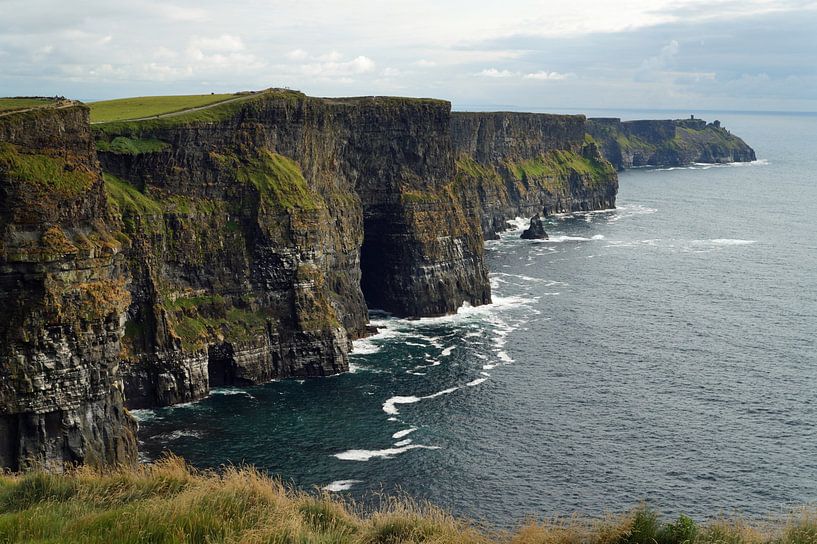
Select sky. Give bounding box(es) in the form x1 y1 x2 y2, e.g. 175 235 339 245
1 0 816 111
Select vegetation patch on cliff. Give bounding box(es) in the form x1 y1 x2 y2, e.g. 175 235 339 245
95 136 170 155
165 293 270 351
1 456 816 544
0 142 95 197
103 173 163 232
230 150 321 211
507 148 615 191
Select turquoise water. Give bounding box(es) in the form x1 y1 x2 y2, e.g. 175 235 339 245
134 112 817 526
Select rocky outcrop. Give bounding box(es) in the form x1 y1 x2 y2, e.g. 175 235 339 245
451 112 619 238
0 105 137 470
93 91 489 408
521 214 549 240
587 117 756 169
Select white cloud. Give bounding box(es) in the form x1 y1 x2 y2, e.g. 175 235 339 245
286 49 309 61
476 68 517 78
189 34 245 54
415 59 437 67
523 70 571 80
298 55 376 77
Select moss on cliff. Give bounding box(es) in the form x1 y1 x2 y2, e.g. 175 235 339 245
215 149 322 211
0 142 95 197
95 136 169 155
507 147 616 191
165 293 271 352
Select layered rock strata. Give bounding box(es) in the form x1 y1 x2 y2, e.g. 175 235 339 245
0 105 137 470
451 112 619 238
587 117 756 170
93 92 491 408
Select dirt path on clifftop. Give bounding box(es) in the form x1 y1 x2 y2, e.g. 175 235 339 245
89 93 260 124
0 101 78 118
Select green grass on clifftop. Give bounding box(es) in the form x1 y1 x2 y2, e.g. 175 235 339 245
1 457 816 544
0 97 55 113
88 93 238 123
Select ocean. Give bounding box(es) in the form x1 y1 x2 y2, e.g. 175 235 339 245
134 111 817 527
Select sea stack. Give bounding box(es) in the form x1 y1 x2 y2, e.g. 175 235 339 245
521 214 549 240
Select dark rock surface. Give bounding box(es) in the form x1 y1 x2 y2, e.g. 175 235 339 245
451 112 619 238
587 117 757 169
0 105 137 470
521 215 549 240
94 91 490 408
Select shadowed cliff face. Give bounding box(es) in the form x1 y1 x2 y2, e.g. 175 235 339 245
587 117 757 169
93 92 491 408
451 112 619 238
0 105 137 470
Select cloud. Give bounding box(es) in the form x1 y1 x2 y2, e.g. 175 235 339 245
477 68 572 80
296 55 376 78
476 68 517 78
286 49 309 61
523 70 571 80
0 0 815 110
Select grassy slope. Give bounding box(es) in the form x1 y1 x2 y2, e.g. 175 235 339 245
88 94 239 123
0 98 55 113
1 457 815 544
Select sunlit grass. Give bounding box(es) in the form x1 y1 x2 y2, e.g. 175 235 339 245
88 93 239 123
0 97 55 113
1 456 815 543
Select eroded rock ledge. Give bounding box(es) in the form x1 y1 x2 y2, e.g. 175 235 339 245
2 90 757 469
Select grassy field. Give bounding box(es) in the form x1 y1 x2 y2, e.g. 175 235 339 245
1 456 815 544
88 94 242 123
0 98 56 113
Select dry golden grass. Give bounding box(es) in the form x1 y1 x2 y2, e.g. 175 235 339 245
1 456 815 544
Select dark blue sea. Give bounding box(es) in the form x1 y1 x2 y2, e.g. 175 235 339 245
134 111 817 527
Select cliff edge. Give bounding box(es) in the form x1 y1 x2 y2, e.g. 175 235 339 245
588 117 756 169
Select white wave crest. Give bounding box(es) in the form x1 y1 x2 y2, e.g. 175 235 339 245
150 430 202 441
392 427 418 439
323 479 363 492
333 444 440 461
129 409 158 422
382 386 460 415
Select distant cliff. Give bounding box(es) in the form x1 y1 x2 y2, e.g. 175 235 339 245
452 112 618 238
1 90 632 469
587 117 756 169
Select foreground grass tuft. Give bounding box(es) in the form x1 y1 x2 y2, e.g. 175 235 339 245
0 457 815 544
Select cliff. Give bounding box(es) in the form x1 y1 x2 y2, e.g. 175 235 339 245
0 104 137 470
587 117 756 169
1 91 626 469
92 91 490 409
452 112 618 238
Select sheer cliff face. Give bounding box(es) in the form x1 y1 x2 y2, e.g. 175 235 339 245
0 106 137 470
451 112 619 238
94 92 489 408
587 117 757 169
